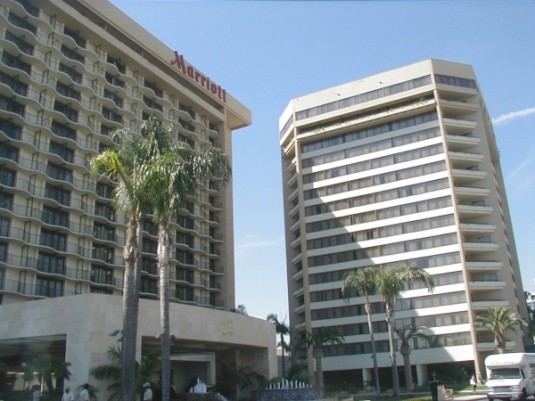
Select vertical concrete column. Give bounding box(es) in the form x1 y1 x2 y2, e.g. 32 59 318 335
416 364 428 386
362 368 371 390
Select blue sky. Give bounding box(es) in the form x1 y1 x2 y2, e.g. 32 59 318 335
111 0 535 320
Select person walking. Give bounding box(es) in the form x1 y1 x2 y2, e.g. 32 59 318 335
61 386 74 401
143 382 153 401
80 383 90 401
470 374 477 392
429 372 439 401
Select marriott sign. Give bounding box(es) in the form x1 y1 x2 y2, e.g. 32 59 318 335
170 51 227 103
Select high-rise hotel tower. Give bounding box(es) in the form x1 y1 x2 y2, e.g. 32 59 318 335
0 0 275 394
279 59 530 388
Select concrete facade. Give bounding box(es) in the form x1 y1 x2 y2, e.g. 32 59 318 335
279 59 531 388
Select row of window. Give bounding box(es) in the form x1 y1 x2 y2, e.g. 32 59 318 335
312 272 463 303
304 161 446 200
296 76 433 127
301 111 438 155
308 252 461 285
321 332 473 358
308 233 458 267
302 126 440 172
303 143 444 184
305 182 451 232
311 291 467 321
307 214 455 250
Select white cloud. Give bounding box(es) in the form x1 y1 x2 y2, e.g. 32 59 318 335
235 235 285 257
492 107 535 125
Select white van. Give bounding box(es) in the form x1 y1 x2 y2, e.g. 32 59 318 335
485 353 535 401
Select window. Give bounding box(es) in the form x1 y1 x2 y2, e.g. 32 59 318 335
0 217 10 237
54 101 78 122
40 229 67 251
0 192 13 210
58 63 82 84
37 252 66 275
47 162 73 183
36 277 64 297
51 120 76 140
92 245 114 263
45 184 71 206
49 141 74 163
141 277 157 294
0 142 19 162
60 45 85 64
91 265 113 285
56 82 81 101
0 242 7 262
96 182 114 199
0 166 16 187
93 223 115 241
1 51 31 75
42 206 69 228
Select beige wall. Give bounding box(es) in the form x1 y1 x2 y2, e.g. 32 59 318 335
0 294 277 399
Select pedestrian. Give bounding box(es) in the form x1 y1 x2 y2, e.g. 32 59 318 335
80 383 90 401
470 374 477 392
31 385 41 401
429 372 439 401
143 382 153 401
61 386 74 401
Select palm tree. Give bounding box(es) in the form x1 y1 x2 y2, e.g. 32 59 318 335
394 324 428 391
302 326 344 398
266 314 290 378
91 128 154 401
342 267 381 395
142 117 231 401
92 345 159 401
23 354 71 394
475 306 527 353
374 265 434 397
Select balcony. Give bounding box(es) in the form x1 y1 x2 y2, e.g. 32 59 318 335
448 151 484 168
463 240 499 253
471 300 509 310
457 204 493 217
465 261 503 272
467 280 506 291
451 168 486 184
442 117 477 135
460 223 496 234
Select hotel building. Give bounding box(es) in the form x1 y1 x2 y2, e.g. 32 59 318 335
279 59 531 388
0 0 276 396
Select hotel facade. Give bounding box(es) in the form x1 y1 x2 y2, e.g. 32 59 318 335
0 0 276 397
279 59 531 388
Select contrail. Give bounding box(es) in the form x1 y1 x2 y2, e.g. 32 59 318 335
493 107 535 125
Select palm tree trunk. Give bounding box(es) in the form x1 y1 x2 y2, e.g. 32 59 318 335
159 221 171 401
402 353 413 391
365 298 381 395
280 334 286 378
314 354 324 399
122 215 142 401
386 304 400 397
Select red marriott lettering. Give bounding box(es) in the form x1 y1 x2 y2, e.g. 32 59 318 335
170 51 227 103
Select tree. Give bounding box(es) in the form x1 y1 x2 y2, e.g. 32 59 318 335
232 304 248 315
374 265 434 397
475 306 527 353
394 324 428 391
301 326 344 398
266 314 290 378
91 128 154 401
92 345 159 401
342 267 381 395
143 117 231 401
23 354 71 395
